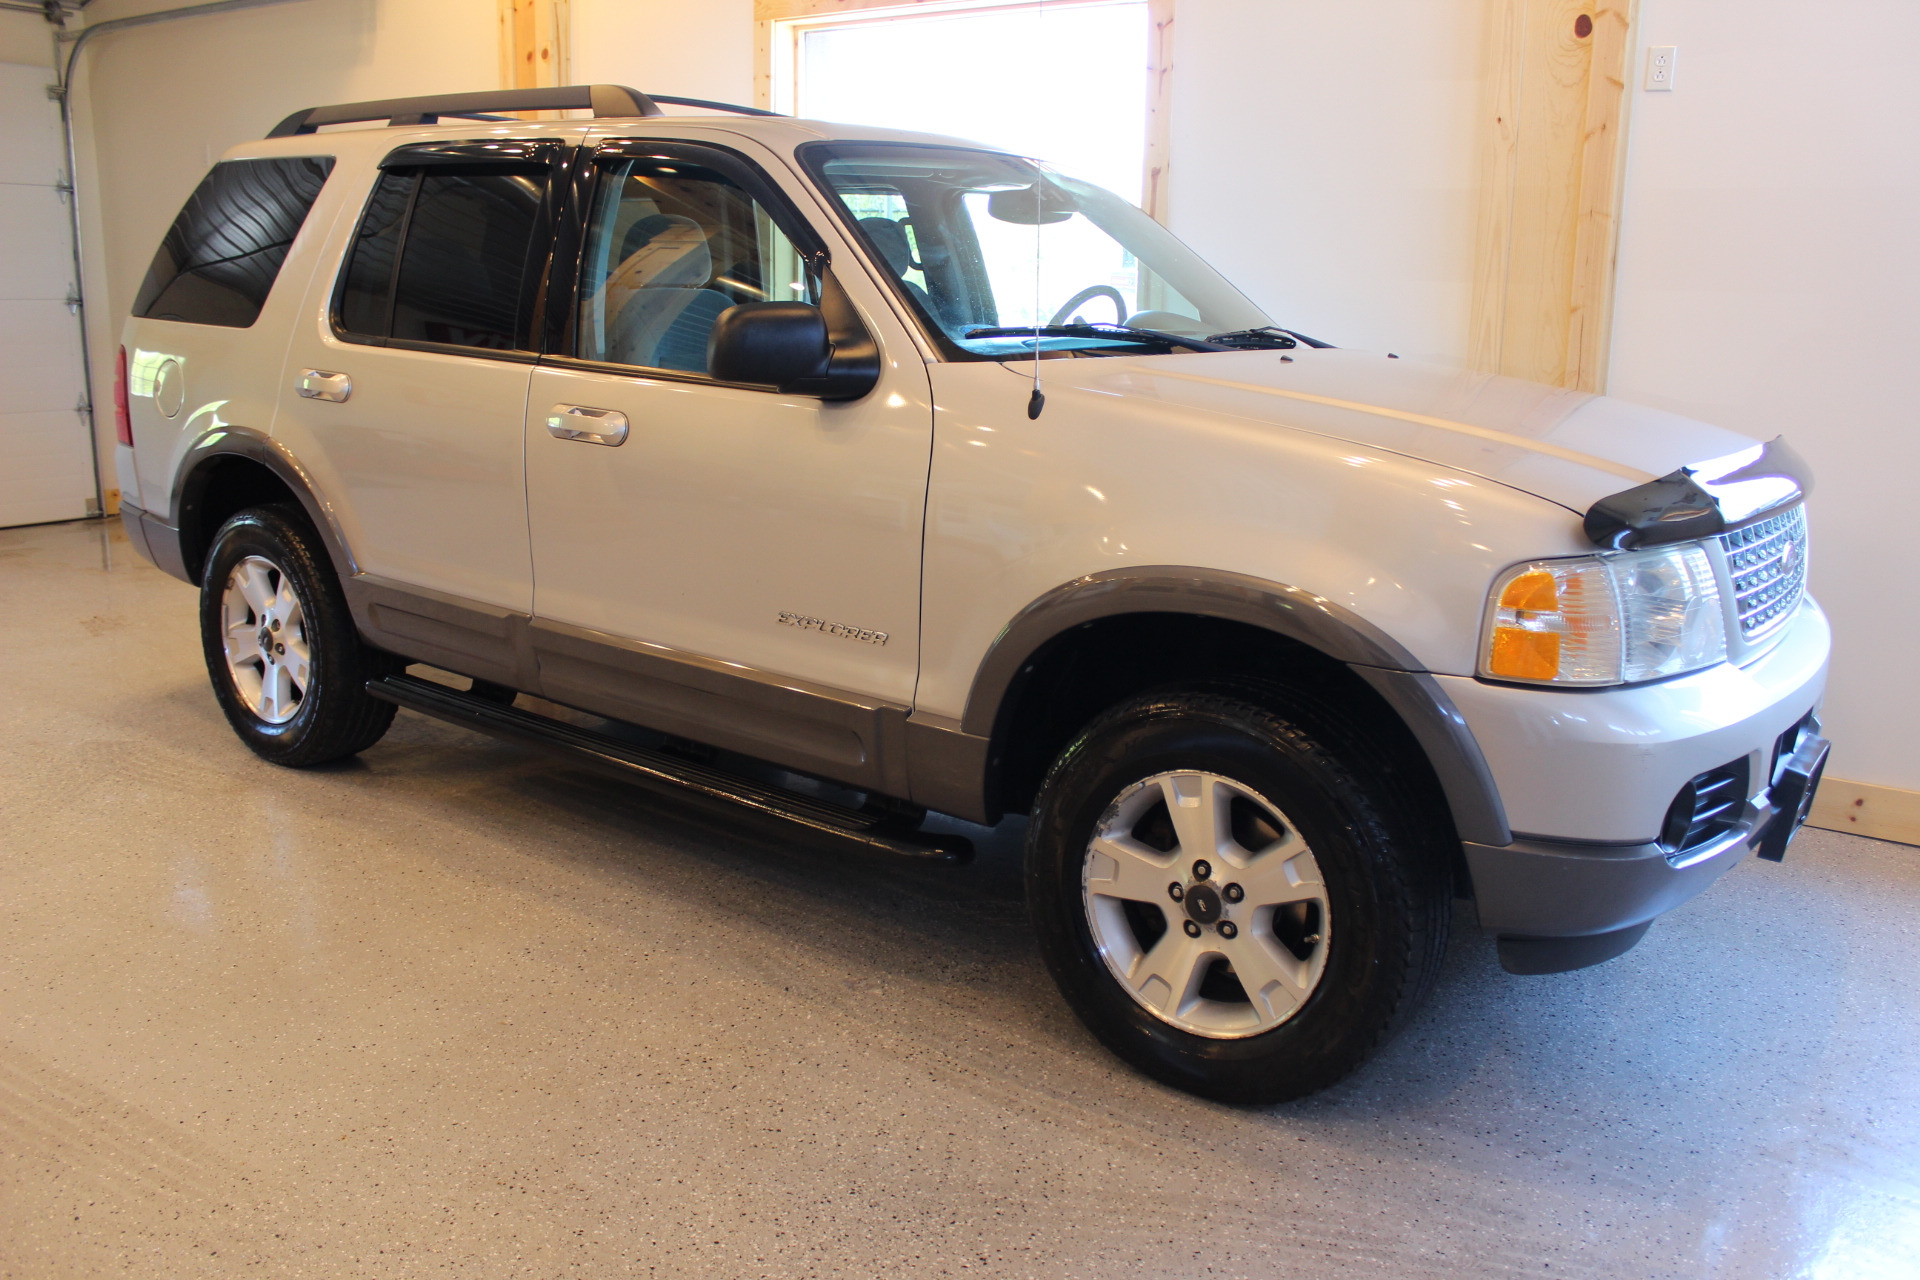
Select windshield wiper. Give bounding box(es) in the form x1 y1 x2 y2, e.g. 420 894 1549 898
963 323 1231 354
1205 325 1334 350
1204 326 1302 349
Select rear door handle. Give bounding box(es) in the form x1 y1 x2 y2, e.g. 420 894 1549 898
296 369 352 402
545 403 629 446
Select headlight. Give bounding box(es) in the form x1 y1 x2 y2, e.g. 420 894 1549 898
1480 543 1726 686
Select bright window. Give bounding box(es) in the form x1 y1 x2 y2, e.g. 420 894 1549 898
782 1 1148 203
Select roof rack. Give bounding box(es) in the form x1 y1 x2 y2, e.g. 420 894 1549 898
649 96 782 118
267 85 780 139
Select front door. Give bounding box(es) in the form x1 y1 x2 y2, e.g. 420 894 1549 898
524 139 932 780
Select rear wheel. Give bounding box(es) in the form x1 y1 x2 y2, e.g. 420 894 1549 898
199 506 397 766
1026 688 1448 1103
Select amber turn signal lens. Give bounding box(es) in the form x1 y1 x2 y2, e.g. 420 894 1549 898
1485 569 1563 679
1498 570 1557 613
1488 627 1560 680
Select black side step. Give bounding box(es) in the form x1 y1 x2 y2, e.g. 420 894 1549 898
366 674 970 863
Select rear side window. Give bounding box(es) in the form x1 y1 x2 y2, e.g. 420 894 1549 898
133 157 334 327
334 166 545 352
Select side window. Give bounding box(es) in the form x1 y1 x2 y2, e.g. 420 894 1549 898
134 157 334 328
335 165 545 352
576 155 808 374
336 172 410 338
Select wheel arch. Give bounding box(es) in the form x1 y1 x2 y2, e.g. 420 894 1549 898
939 568 1510 847
168 427 358 587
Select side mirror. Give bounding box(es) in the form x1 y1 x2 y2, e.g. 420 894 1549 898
708 302 829 390
706 265 880 401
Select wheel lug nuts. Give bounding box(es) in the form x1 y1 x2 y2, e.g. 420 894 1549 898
1182 920 1202 938
1192 860 1212 881
1168 883 1184 902
1223 883 1244 903
270 619 281 631
275 643 285 654
1218 920 1238 939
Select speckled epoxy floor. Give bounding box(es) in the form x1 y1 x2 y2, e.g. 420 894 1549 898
2 516 1917 1280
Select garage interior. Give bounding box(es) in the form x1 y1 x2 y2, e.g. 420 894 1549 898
3 1 1917 1276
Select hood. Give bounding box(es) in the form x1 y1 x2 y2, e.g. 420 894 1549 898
1044 347 1763 515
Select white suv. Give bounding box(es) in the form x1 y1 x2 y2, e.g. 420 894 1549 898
114 86 1830 1102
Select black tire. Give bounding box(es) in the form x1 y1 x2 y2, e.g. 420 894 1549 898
1026 687 1449 1103
199 505 398 766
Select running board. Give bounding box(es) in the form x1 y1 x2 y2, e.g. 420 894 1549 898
366 674 971 863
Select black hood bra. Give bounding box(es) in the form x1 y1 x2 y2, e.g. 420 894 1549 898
1583 435 1812 550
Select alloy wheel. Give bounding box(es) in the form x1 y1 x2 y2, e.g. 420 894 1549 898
1082 770 1331 1038
219 554 311 725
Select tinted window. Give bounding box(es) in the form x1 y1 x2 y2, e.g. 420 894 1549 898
335 172 410 338
576 155 808 373
134 157 334 327
335 166 544 351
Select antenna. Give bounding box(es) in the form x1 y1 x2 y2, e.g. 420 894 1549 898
1027 0 1047 420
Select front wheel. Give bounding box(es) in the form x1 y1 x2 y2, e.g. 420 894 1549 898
1026 689 1449 1103
199 506 397 766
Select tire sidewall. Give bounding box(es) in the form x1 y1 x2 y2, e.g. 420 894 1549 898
199 508 350 763
1028 694 1420 1102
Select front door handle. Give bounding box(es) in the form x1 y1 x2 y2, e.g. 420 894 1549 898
296 369 352 403
545 403 629 446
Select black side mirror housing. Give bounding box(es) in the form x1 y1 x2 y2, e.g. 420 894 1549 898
706 266 880 401
708 302 829 389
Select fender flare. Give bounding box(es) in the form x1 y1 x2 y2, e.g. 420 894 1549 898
952 567 1511 846
162 426 359 586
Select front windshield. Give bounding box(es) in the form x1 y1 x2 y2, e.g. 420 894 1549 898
802 142 1275 359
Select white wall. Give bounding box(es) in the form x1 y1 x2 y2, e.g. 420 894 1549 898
571 0 753 104
0 9 51 66
1608 0 1920 791
1166 0 1489 361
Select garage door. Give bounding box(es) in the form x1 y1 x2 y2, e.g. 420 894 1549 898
0 61 93 528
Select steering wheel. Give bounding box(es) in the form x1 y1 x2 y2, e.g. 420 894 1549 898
1048 284 1128 327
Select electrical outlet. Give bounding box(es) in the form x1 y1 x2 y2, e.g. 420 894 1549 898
1645 45 1677 91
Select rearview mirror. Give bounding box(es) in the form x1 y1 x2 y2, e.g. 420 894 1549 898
987 184 1077 225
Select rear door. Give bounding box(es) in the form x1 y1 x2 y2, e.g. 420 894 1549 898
274 140 566 679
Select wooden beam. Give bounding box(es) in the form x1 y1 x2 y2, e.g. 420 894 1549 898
1810 777 1920 849
1142 0 1173 224
500 0 570 93
1470 0 1636 392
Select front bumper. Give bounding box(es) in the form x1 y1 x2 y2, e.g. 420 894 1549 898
1443 600 1831 973
1467 722 1826 974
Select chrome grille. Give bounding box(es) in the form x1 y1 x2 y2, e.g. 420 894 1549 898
1720 505 1807 641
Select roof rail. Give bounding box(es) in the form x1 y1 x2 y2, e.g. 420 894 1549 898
647 95 782 118
267 85 662 138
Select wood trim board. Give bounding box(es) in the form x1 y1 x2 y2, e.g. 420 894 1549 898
499 0 570 93
1469 0 1636 392
1809 776 1920 849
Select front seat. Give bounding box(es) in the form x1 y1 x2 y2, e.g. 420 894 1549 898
858 216 960 330
603 214 734 372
